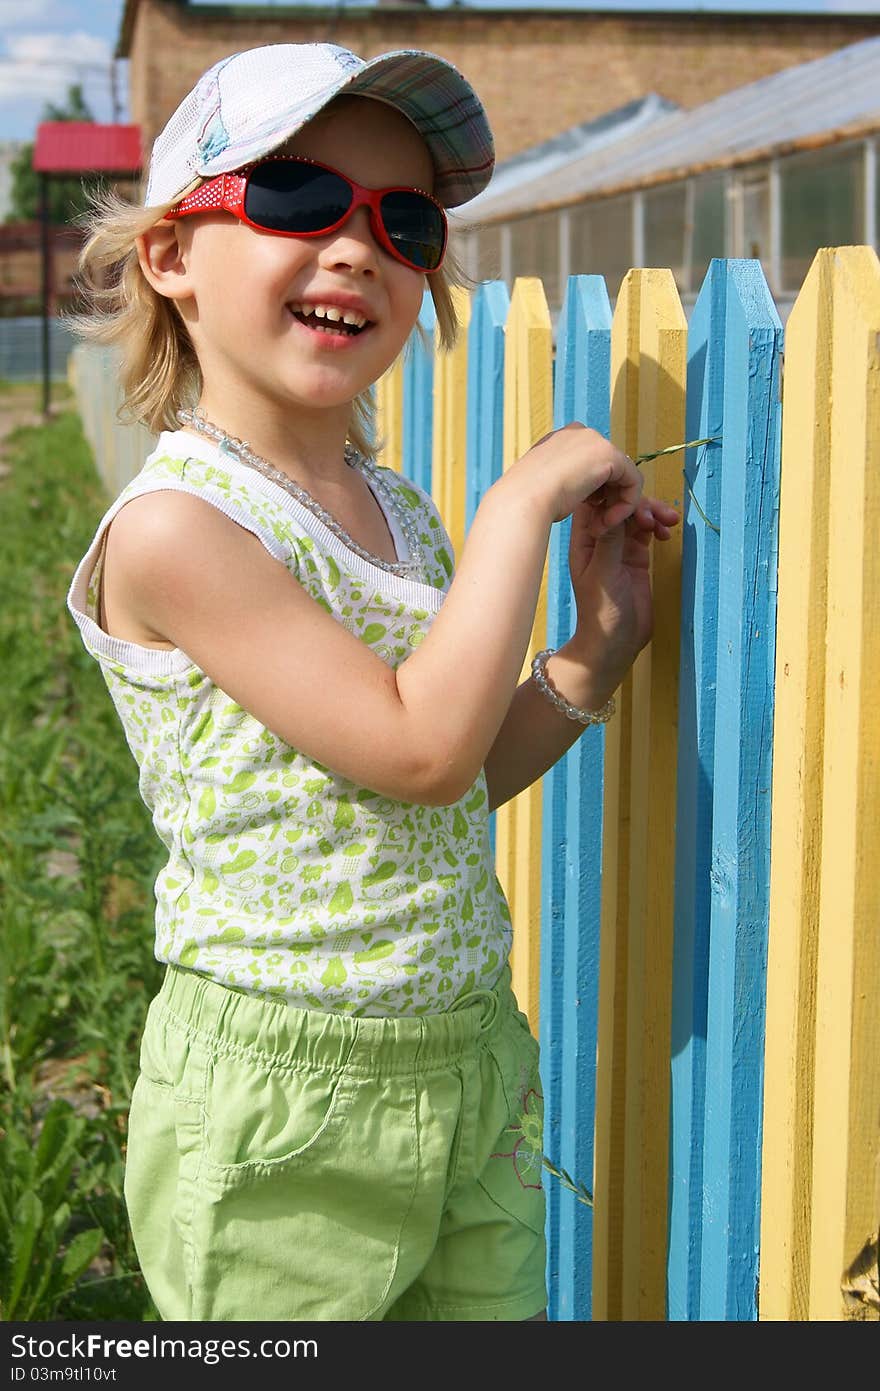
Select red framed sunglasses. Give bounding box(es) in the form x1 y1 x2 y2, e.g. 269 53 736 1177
168 156 448 273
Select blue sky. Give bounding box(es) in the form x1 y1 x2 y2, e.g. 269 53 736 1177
0 0 876 142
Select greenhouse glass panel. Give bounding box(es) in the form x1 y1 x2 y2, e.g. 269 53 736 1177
691 175 726 294
570 195 633 300
643 182 687 289
508 211 561 308
740 169 769 263
472 223 503 285
781 143 864 292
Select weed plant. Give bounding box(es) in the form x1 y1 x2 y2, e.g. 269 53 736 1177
0 393 163 1320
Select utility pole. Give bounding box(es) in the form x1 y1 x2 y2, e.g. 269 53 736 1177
39 173 51 420
110 60 121 123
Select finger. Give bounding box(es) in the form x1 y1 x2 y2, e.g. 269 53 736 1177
632 517 673 543
598 497 638 531
607 451 644 508
590 520 628 562
634 499 681 528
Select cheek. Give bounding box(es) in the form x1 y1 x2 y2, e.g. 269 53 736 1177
191 231 305 315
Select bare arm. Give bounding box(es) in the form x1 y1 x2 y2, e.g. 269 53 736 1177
482 642 615 813
482 493 681 812
109 425 641 807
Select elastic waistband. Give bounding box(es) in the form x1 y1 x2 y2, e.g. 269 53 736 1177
156 964 516 1076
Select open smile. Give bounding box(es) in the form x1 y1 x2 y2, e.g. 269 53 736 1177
288 301 375 340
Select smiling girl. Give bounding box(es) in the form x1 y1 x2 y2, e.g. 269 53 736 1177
67 42 678 1322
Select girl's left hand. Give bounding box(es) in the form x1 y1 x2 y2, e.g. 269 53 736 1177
566 493 681 690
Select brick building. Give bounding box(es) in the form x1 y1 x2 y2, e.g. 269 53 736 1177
119 2 880 170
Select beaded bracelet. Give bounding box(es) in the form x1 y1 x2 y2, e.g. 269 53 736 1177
531 648 617 726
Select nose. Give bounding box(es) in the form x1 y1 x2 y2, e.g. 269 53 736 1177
317 205 380 276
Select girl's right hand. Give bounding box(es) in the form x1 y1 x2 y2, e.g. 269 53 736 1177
505 422 643 532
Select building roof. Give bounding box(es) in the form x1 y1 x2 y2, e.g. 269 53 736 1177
450 93 677 230
459 34 880 224
33 123 142 175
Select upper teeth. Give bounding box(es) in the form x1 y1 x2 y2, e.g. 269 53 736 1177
296 303 367 328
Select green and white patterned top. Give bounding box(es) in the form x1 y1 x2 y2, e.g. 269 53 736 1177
67 431 512 1016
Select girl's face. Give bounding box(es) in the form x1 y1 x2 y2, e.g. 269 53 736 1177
167 97 434 428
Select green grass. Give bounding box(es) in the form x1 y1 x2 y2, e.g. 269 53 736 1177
0 397 164 1320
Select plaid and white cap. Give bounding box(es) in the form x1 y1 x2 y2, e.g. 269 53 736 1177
145 42 495 210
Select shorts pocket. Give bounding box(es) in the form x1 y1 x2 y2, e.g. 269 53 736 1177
201 1044 351 1177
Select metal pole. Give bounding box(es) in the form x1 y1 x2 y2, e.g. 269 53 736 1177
40 172 51 420
110 60 121 123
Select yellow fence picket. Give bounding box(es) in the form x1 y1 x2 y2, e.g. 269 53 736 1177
495 277 553 1031
431 286 471 565
809 247 880 1321
760 251 832 1321
762 248 880 1324
375 356 404 473
593 269 687 1321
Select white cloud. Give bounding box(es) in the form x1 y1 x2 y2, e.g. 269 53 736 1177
0 30 112 109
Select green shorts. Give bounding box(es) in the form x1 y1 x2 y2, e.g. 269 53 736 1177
124 962 547 1321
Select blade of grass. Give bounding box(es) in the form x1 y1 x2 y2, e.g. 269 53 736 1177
634 435 721 535
633 435 720 465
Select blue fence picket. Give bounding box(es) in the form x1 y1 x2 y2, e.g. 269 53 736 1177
697 261 783 1320
465 280 509 533
465 280 509 862
541 275 612 1322
402 290 437 495
667 261 725 1320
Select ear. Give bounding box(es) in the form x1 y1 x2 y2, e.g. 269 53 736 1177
137 221 194 302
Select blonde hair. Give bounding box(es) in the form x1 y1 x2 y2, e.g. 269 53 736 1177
73 185 468 458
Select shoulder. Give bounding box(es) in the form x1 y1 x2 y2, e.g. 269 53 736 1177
106 488 270 582
111 434 299 570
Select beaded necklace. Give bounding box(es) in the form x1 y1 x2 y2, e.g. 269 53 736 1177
176 409 426 582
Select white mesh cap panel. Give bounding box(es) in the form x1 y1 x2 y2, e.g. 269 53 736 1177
144 42 494 210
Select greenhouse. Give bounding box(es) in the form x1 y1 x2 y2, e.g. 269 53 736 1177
452 35 880 320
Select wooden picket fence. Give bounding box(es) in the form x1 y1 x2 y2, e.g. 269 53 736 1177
71 249 879 1322
375 249 880 1323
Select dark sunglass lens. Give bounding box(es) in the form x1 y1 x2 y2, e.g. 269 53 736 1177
244 162 351 233
380 192 446 270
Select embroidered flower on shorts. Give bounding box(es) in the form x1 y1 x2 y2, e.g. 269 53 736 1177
492 1085 544 1190
493 1075 595 1208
